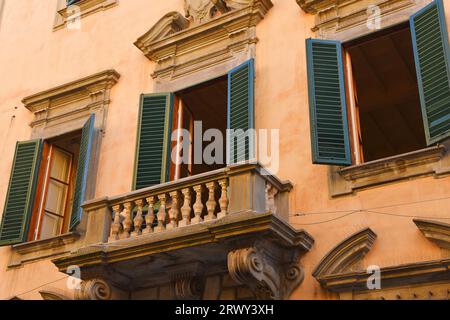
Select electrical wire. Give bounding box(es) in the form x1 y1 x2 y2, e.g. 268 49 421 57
290 195 450 217
290 208 450 226
14 275 69 298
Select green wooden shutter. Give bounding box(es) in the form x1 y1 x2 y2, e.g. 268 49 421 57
69 114 95 230
306 39 352 166
227 59 255 164
133 93 174 190
410 0 450 145
0 140 42 246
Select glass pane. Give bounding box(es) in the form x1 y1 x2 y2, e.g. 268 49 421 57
45 180 68 216
40 213 62 240
50 148 71 183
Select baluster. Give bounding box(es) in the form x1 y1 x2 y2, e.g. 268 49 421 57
131 199 145 237
110 204 122 241
121 202 133 239
167 191 180 230
265 183 278 214
218 179 229 219
179 188 192 227
192 185 204 224
155 194 167 232
205 182 217 221
143 196 155 234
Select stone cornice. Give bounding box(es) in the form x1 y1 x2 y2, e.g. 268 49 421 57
135 0 272 59
296 0 333 14
414 219 450 250
52 211 314 273
317 258 450 293
296 0 429 42
54 0 118 31
22 69 120 113
134 0 272 87
313 228 377 278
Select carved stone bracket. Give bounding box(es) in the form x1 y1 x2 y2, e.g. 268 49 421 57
169 262 206 300
227 240 305 300
75 279 113 300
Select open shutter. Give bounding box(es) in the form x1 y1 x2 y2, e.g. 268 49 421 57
410 0 450 145
69 114 95 230
0 140 42 246
133 93 174 190
227 59 255 164
306 39 352 166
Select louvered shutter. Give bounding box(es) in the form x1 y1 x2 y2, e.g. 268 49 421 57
133 93 174 190
0 140 42 246
410 0 450 145
69 114 95 230
227 59 255 164
306 39 352 165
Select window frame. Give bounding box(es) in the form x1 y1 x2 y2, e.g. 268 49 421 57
341 22 427 166
33 144 75 241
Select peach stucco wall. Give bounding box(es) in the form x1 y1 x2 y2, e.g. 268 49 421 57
0 0 449 300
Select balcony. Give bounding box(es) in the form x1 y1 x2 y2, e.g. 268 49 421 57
52 163 314 300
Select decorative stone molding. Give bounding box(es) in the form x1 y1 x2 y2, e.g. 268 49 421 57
134 0 273 92
9 232 79 268
39 290 71 300
329 145 450 197
22 69 120 139
53 211 314 299
168 262 206 300
75 279 112 300
54 0 118 31
313 228 377 278
317 258 450 294
414 219 450 250
228 239 306 300
296 0 433 42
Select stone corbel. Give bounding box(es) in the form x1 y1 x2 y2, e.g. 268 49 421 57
173 276 205 300
169 262 206 300
75 279 113 300
227 241 305 300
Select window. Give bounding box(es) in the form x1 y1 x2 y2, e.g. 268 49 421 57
306 0 450 167
28 132 81 241
133 60 254 190
171 76 228 180
344 23 427 163
0 116 95 246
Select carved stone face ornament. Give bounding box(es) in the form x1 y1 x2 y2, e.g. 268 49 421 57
184 0 217 24
184 0 252 25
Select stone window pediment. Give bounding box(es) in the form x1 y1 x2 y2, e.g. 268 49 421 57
297 0 433 41
22 69 120 139
134 0 273 91
54 0 118 31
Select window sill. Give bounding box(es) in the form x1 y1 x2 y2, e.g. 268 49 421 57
54 0 118 31
329 145 450 197
9 232 80 268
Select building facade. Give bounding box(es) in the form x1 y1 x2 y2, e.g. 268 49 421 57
0 0 449 300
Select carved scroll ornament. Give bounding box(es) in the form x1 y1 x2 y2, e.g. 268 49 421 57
228 246 305 300
75 279 112 300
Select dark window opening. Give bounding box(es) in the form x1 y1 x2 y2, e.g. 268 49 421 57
171 76 228 180
346 24 427 163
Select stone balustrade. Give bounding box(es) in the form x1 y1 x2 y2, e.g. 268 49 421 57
108 177 229 241
79 163 293 245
